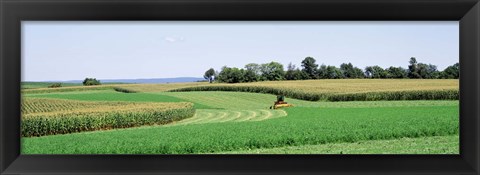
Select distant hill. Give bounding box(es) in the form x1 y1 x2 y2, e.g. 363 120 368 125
52 77 205 84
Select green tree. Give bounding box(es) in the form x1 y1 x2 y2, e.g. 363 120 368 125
285 62 298 80
217 66 244 83
340 63 364 78
440 63 459 79
295 68 309 80
83 78 101 86
260 62 285 81
417 63 439 79
245 63 262 75
244 63 261 82
408 57 421 78
385 66 407 78
365 66 373 78
429 64 441 79
365 66 387 78
203 68 216 83
353 67 365 78
243 69 258 82
301 57 319 79
317 64 327 79
324 65 344 79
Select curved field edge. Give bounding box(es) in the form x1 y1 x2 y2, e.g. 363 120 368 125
21 104 459 154
23 90 217 109
168 85 458 101
22 98 196 137
168 109 288 125
22 85 140 94
216 135 459 154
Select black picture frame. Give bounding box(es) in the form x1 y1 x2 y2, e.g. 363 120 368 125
1 0 479 174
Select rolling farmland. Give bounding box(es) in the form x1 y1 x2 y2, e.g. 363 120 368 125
21 79 459 154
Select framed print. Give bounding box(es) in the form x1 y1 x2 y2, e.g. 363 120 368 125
1 0 479 174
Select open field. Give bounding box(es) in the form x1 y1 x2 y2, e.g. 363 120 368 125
22 80 459 154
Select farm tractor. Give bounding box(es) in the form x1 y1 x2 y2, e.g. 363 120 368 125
270 95 293 109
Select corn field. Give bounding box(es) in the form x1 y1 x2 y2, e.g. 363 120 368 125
169 85 458 101
22 98 195 137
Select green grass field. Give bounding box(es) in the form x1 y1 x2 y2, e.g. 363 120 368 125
21 79 459 154
218 135 458 154
22 82 82 89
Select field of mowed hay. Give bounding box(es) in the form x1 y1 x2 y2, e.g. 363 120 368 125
21 79 459 154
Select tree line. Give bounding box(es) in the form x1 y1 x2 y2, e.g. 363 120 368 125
203 57 459 83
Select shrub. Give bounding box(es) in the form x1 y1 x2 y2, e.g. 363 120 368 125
48 83 62 88
113 87 138 93
83 78 101 86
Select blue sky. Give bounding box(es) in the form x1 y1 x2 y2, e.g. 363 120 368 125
22 21 458 81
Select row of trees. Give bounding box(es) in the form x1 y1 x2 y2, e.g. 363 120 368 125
203 57 459 83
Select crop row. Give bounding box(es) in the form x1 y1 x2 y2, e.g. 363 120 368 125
22 98 165 114
327 90 459 101
168 85 459 101
22 98 104 114
22 98 195 137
